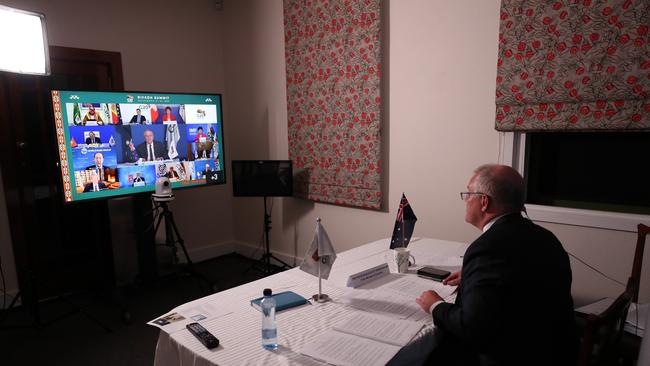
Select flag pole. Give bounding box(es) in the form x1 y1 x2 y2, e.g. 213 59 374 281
312 217 330 303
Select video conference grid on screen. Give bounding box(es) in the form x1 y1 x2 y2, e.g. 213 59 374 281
51 90 225 202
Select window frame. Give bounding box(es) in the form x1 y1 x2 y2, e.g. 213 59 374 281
500 132 649 233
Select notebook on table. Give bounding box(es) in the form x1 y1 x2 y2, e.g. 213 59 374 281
250 291 309 312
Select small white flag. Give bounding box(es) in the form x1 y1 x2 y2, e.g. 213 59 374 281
300 219 337 280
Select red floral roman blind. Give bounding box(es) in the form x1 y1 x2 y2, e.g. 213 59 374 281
495 0 650 131
284 0 382 209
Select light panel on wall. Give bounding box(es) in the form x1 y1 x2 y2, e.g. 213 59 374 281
0 4 50 75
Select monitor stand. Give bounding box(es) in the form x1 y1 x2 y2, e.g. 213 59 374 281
245 197 292 275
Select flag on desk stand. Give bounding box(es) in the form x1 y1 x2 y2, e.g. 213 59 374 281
300 218 337 303
390 193 417 249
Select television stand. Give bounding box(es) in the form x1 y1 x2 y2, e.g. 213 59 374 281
245 197 292 275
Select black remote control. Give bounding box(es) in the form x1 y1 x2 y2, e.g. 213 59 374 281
186 322 219 349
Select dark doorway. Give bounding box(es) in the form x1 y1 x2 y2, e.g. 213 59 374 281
0 46 124 322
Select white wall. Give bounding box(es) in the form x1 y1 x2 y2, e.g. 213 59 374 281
222 0 650 305
0 0 233 295
1 0 648 306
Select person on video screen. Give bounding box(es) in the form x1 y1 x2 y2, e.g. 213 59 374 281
82 105 104 125
85 132 101 145
85 152 109 181
165 166 180 179
133 171 146 183
129 108 147 124
194 127 207 143
162 106 176 123
136 129 169 161
202 163 213 179
83 171 107 192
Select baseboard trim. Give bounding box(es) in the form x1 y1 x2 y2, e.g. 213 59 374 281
177 240 299 268
233 241 299 268
180 241 236 263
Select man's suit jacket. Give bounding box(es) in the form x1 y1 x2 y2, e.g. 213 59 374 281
136 141 169 161
85 137 101 144
431 214 577 366
129 115 147 124
83 182 107 192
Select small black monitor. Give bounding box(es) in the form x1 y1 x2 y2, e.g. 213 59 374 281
232 160 293 197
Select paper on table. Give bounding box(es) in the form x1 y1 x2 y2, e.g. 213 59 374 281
147 303 235 334
333 312 423 347
301 329 401 366
338 289 422 320
384 275 457 300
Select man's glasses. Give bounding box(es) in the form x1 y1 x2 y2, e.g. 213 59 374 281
460 192 487 201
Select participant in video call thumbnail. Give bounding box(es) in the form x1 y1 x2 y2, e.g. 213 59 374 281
83 171 107 192
117 164 156 188
187 124 218 160
136 129 169 161
129 108 147 124
165 166 180 179
133 172 146 184
151 104 184 124
85 131 101 144
156 162 186 181
85 152 111 182
82 104 104 125
195 159 217 180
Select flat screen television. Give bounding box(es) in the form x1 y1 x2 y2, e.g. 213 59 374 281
50 90 225 202
232 160 293 197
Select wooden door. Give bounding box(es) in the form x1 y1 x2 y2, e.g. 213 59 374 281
0 46 124 309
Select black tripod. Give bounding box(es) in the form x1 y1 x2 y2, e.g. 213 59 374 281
151 198 215 291
246 197 292 274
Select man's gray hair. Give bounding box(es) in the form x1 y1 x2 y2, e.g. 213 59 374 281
473 164 525 212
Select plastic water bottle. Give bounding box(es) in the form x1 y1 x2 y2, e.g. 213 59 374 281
261 288 278 350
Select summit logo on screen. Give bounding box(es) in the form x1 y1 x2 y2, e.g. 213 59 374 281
205 98 213 102
126 95 134 102
69 95 79 100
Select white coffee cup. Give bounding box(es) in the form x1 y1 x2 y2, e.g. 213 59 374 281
392 247 415 274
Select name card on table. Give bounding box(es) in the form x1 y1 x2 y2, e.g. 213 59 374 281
346 263 390 288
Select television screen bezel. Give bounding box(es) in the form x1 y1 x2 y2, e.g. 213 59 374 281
231 160 293 197
50 89 226 203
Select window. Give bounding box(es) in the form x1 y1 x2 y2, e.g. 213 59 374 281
502 132 650 232
525 132 650 216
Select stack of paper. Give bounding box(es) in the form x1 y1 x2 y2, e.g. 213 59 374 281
300 313 423 366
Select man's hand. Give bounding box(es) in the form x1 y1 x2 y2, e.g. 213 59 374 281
416 290 443 312
443 271 461 286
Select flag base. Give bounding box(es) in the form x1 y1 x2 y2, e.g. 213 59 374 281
311 294 330 303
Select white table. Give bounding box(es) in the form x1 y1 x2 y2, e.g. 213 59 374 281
153 237 468 366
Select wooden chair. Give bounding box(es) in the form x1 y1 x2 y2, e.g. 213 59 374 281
577 290 633 366
576 223 649 365
628 224 649 303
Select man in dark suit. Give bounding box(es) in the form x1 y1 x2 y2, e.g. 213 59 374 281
83 171 107 192
165 166 180 179
85 131 101 144
129 108 147 124
416 165 577 366
136 129 168 161
85 152 109 181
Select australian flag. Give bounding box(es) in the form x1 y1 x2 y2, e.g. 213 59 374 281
390 193 417 249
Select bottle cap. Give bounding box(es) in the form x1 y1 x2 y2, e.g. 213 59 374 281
263 288 272 296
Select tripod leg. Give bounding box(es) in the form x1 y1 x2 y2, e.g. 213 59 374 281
166 212 192 265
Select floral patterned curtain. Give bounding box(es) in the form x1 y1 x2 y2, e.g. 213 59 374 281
284 0 382 209
495 0 650 131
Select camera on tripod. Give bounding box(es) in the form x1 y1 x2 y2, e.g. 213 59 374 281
152 177 174 202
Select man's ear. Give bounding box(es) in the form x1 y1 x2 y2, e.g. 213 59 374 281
480 194 489 212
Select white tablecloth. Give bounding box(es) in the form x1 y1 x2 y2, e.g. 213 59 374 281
153 237 468 366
